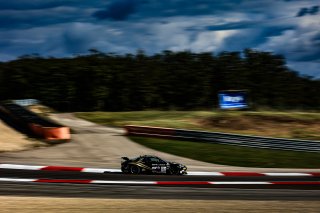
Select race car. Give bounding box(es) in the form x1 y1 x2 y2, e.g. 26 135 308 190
121 155 187 175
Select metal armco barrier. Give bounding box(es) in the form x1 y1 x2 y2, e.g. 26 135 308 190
124 125 320 153
124 125 175 136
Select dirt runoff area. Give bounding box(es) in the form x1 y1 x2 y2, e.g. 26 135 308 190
0 120 44 152
0 196 319 213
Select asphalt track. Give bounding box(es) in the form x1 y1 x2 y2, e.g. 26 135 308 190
1 182 320 200
1 169 320 183
0 168 320 200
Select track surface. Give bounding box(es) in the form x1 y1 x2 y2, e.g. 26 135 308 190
1 113 319 201
0 168 319 200
1 169 320 183
1 182 320 200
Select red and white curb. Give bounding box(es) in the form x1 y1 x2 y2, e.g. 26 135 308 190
187 172 320 176
0 164 120 173
0 178 319 185
1 164 319 177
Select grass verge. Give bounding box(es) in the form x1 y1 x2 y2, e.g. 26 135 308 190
75 110 320 140
129 136 320 168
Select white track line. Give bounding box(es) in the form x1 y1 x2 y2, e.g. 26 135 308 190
91 180 156 184
0 164 44 170
263 173 312 176
187 172 224 176
209 181 271 185
0 178 319 185
82 168 121 173
0 178 37 182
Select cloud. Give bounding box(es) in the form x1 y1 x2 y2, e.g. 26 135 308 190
0 6 95 29
0 0 103 10
93 0 140 21
62 22 143 54
190 30 239 52
0 0 74 10
288 61 320 79
296 5 319 17
0 0 319 78
0 24 66 57
257 15 320 62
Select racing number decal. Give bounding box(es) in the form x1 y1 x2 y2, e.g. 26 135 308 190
160 166 166 173
152 164 167 173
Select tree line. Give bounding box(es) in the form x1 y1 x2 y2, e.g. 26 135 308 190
0 49 319 111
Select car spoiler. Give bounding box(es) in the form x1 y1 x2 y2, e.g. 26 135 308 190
121 157 129 161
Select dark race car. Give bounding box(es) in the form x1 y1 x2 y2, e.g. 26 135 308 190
121 155 187 175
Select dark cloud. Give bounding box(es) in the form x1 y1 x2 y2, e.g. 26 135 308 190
205 18 295 52
206 21 294 32
92 0 252 21
291 32 320 62
310 5 320 14
221 26 294 53
0 0 103 10
206 21 255 31
296 5 319 17
0 0 319 78
0 7 90 29
0 0 73 10
297 8 309 17
93 0 140 21
63 24 96 53
0 1 100 29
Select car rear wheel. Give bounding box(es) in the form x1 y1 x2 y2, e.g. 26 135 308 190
121 167 129 174
130 165 141 174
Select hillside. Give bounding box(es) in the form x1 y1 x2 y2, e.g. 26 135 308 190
0 120 44 152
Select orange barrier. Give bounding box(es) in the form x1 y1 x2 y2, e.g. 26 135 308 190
42 127 71 140
29 123 44 137
1 103 71 141
29 123 70 140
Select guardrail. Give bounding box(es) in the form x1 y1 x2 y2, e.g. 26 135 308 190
124 125 320 153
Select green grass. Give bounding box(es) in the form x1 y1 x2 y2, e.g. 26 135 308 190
129 136 320 168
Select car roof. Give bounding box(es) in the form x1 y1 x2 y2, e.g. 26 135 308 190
140 155 159 158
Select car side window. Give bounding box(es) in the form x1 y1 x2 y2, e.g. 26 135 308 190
150 157 165 164
149 157 157 163
143 157 150 163
157 157 166 164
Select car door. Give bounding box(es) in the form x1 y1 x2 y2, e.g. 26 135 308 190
149 157 167 174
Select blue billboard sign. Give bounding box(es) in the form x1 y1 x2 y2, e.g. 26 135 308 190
218 91 248 109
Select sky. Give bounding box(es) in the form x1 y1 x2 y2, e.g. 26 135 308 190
0 0 319 78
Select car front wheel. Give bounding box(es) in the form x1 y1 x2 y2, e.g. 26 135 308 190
168 168 180 175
